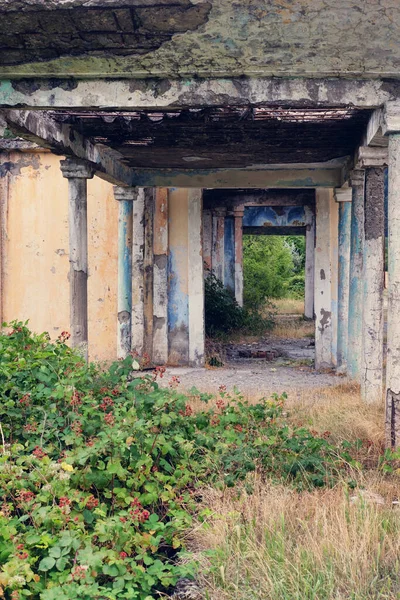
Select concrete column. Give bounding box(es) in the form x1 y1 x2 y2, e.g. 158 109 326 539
386 134 400 446
114 186 137 359
224 213 235 295
143 188 154 359
212 208 226 282
347 170 365 381
131 188 145 356
188 189 205 367
360 167 386 403
314 189 336 369
153 188 169 364
168 188 204 366
336 190 352 370
234 208 244 307
60 158 94 360
203 209 212 272
304 214 315 320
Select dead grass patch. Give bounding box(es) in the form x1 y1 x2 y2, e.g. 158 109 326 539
271 297 305 315
193 474 400 600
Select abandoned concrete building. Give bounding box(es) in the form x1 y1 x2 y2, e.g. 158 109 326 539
0 1 400 443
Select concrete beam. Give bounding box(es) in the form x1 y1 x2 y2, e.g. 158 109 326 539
362 109 387 148
131 167 342 189
1 77 399 110
356 146 388 168
203 189 315 210
243 226 306 236
3 109 133 186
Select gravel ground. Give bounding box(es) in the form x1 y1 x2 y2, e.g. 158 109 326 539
159 337 342 399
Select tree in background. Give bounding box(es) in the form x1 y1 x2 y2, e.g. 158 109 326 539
243 235 306 310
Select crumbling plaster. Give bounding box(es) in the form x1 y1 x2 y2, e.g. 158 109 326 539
0 0 399 79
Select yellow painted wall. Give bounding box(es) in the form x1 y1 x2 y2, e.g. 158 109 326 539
0 150 118 362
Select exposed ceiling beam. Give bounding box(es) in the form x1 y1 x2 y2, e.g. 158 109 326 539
2 109 133 186
1 77 399 110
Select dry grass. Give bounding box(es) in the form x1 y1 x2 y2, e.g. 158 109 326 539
272 297 305 315
187 386 398 600
272 317 314 339
193 476 400 600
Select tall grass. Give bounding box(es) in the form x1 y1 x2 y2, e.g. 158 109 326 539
190 387 398 600
194 479 400 600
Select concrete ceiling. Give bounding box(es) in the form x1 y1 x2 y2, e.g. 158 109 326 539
49 107 371 169
0 0 399 79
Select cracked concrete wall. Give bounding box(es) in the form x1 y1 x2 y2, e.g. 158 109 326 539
0 149 118 361
0 0 398 78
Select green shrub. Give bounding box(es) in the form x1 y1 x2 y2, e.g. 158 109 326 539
204 271 274 336
0 323 355 599
243 236 295 308
286 274 305 299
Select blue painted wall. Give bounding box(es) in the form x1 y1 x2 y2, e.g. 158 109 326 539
243 205 307 227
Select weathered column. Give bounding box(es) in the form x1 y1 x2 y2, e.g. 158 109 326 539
203 209 212 272
168 188 204 366
383 104 400 446
188 189 205 367
304 213 315 320
60 158 94 360
335 188 352 370
361 163 386 403
114 186 137 359
143 188 155 359
234 207 244 307
314 189 336 369
347 170 365 381
212 208 226 282
224 213 235 295
153 188 169 365
131 188 145 356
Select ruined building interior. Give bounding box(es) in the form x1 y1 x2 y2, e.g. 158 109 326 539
1 1 400 443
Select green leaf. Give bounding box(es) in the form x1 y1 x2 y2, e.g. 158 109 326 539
38 556 56 571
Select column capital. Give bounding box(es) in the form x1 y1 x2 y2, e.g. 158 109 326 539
383 101 400 135
349 169 365 188
335 188 352 203
113 185 139 202
356 146 388 168
60 157 94 180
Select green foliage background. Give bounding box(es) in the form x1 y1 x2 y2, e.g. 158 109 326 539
243 235 306 310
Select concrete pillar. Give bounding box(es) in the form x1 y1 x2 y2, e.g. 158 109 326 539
131 189 145 356
114 186 137 359
336 190 352 370
212 208 226 282
153 188 169 364
314 189 337 369
386 133 400 446
347 170 365 381
60 158 94 360
168 188 204 366
143 188 154 359
234 208 244 307
224 214 235 295
203 209 212 272
304 214 315 320
361 167 386 403
330 196 339 368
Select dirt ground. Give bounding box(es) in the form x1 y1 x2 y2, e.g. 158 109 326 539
160 312 343 399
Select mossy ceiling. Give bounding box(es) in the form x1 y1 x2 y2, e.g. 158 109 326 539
0 0 399 79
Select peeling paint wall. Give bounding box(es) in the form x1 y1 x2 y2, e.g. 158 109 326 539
0 150 118 362
0 0 398 79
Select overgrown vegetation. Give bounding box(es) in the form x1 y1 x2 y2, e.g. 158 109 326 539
204 271 274 337
243 236 306 310
0 323 357 599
